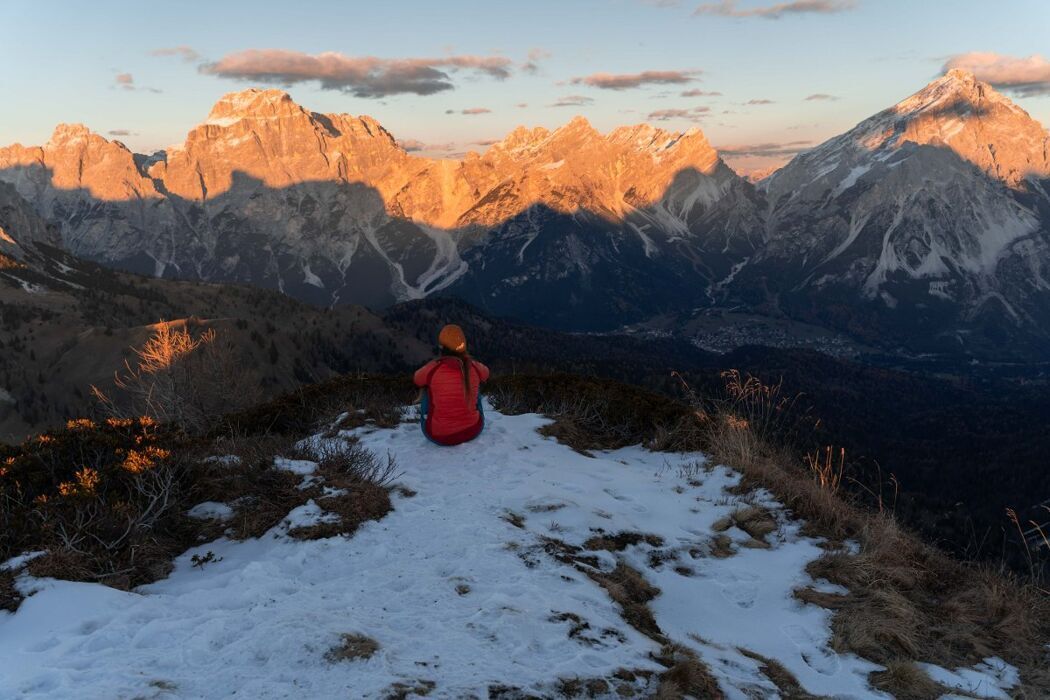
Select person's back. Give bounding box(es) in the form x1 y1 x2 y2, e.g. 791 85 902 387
414 324 490 446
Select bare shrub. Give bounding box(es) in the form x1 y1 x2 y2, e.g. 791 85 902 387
94 321 261 434
314 441 401 489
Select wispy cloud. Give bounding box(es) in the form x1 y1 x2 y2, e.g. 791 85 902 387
745 98 775 105
151 46 201 62
200 49 514 97
114 73 162 93
522 48 552 74
516 102 529 108
570 69 700 90
549 95 594 107
804 93 838 100
445 107 492 115
397 138 427 152
648 106 711 121
471 139 500 146
681 88 722 97
107 129 136 137
398 138 458 152
942 52 1050 97
694 0 856 19
717 140 812 157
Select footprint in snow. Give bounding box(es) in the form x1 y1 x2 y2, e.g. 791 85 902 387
719 580 759 609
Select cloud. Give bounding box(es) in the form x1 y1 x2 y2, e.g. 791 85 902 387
445 107 492 115
107 129 136 137
640 0 681 6
151 46 200 62
804 93 838 101
745 98 775 105
397 138 427 152
522 47 552 74
200 49 514 98
516 102 529 108
694 0 856 19
942 52 1050 97
472 139 500 146
549 95 594 107
681 88 722 97
647 106 711 121
717 140 812 158
399 139 458 152
570 69 700 90
114 73 162 93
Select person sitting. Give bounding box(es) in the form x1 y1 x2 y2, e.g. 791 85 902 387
413 324 490 446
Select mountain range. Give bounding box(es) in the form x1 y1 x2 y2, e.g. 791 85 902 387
2 69 1049 358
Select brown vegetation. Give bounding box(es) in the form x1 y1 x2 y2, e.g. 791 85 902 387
0 376 408 612
325 633 379 663
690 371 1050 697
94 322 262 435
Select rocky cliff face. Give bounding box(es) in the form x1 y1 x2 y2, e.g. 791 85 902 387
2 73 1050 356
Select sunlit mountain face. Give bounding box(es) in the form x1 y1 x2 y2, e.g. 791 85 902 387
2 71 1050 358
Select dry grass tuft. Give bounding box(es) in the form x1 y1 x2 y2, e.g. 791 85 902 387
654 644 724 700
554 676 611 698
502 511 526 529
729 506 778 542
585 562 662 639
710 534 735 558
384 679 436 699
583 531 664 552
869 661 947 700
325 633 379 663
737 648 819 699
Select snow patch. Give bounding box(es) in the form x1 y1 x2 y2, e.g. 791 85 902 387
187 502 234 521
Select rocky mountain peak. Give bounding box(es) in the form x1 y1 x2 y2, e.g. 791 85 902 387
47 123 101 147
205 88 301 125
778 70 1050 190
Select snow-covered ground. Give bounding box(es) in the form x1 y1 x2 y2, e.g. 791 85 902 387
0 404 1019 699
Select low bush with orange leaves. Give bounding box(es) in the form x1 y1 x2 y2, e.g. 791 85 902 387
0 416 193 589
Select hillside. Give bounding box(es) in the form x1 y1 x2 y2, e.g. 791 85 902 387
2 376 1046 698
0 182 428 441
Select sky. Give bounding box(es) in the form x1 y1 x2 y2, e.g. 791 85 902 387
3 0 1050 175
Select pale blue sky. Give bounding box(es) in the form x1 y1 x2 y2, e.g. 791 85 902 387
3 0 1049 173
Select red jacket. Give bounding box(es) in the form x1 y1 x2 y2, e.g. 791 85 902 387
414 357 490 442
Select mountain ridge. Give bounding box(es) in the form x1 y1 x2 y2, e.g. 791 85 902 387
2 71 1050 357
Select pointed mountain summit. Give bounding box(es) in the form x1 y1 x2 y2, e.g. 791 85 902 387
743 70 1050 357
768 70 1050 199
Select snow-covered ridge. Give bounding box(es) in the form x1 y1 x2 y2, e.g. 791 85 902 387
0 405 1020 698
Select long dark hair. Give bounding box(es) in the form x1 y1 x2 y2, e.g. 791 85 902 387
440 346 473 400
